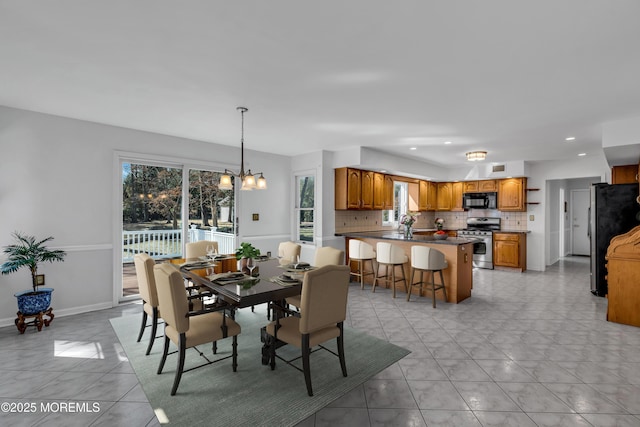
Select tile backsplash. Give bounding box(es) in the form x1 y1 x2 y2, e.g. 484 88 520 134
335 210 529 233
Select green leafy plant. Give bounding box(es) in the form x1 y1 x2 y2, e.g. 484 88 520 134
1 232 66 293
234 242 260 260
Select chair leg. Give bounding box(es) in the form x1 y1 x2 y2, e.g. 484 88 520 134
302 334 313 396
358 260 364 290
232 335 238 372
392 265 396 298
372 262 379 293
145 307 158 355
212 341 217 354
431 271 437 308
439 270 447 303
400 264 407 294
137 309 147 342
407 268 415 301
337 323 347 377
269 333 277 370
157 335 170 374
171 334 187 396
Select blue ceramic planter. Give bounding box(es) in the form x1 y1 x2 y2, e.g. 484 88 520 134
14 288 53 315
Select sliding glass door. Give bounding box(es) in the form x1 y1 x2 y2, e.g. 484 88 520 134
119 159 235 300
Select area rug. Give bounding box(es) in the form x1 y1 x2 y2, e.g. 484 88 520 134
110 308 410 426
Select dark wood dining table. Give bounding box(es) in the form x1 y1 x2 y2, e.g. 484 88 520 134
181 257 302 310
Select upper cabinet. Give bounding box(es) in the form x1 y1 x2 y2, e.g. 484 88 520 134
464 180 497 192
498 177 527 211
360 170 375 209
451 182 464 211
611 164 639 184
419 180 437 211
436 182 453 211
335 167 392 210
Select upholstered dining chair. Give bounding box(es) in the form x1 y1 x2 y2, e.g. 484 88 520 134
266 265 351 396
185 240 218 261
153 263 241 396
285 246 345 309
134 253 161 356
278 241 301 265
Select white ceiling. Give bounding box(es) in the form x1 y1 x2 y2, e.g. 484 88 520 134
2 1 640 167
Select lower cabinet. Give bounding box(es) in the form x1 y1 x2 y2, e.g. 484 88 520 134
493 232 526 272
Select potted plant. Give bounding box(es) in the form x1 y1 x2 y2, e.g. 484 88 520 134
235 242 260 275
1 232 66 317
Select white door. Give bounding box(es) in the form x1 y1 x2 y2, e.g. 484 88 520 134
571 189 590 255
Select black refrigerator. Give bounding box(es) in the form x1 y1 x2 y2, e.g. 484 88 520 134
589 183 640 296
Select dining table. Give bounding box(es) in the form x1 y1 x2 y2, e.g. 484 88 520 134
178 256 315 365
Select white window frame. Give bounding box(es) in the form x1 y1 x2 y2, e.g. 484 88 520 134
293 171 315 244
382 181 408 227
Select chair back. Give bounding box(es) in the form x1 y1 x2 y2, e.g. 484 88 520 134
376 242 408 264
411 246 447 270
185 240 218 260
313 246 344 267
278 241 301 265
299 265 350 334
154 263 190 333
348 239 376 260
134 253 158 307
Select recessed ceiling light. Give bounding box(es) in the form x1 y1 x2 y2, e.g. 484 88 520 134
410 147 417 150
380 169 387 173
578 153 586 156
444 141 452 145
565 137 576 141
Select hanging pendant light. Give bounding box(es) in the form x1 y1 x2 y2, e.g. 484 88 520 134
218 107 267 191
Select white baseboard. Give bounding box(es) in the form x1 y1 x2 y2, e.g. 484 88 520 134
0 301 114 328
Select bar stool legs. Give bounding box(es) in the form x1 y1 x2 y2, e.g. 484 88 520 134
373 262 408 298
408 267 447 307
350 258 376 290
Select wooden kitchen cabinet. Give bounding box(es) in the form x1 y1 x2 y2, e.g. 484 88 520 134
360 170 375 209
383 174 394 210
373 172 385 210
463 181 479 192
478 180 497 192
436 182 453 211
452 182 464 211
419 180 437 211
611 164 639 184
498 177 527 211
335 167 362 210
493 232 526 271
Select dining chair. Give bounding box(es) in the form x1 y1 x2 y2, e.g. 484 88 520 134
278 241 301 265
266 265 351 396
185 240 218 261
285 246 344 309
154 263 241 396
408 246 448 307
134 253 161 356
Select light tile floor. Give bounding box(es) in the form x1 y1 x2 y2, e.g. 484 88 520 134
1 256 640 426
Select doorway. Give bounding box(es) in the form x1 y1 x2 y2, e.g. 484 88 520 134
571 189 590 255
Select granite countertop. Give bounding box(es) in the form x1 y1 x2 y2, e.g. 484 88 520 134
336 230 478 245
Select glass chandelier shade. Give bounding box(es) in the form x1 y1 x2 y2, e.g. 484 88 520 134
218 107 267 191
466 151 487 161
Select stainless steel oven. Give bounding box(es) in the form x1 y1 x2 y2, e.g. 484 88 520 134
458 217 501 269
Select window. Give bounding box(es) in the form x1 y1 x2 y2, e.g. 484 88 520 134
383 181 408 226
295 174 315 243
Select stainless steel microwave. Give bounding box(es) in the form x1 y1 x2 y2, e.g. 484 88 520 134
462 192 497 209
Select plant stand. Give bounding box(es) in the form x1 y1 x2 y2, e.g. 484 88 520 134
15 307 54 334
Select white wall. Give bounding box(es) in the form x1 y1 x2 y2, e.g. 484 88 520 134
527 154 609 271
0 106 291 326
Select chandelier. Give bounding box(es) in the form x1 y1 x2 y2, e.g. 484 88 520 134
219 107 267 191
466 151 487 161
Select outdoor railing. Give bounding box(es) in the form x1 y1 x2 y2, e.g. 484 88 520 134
122 228 235 262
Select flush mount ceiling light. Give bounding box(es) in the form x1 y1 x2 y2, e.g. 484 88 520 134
219 107 267 191
565 137 576 141
466 151 487 161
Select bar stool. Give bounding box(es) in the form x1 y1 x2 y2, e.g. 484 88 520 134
348 240 376 290
373 242 409 298
409 246 448 308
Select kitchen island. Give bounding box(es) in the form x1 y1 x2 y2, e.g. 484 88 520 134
339 231 475 303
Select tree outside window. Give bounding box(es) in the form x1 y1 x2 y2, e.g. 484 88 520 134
296 174 314 243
